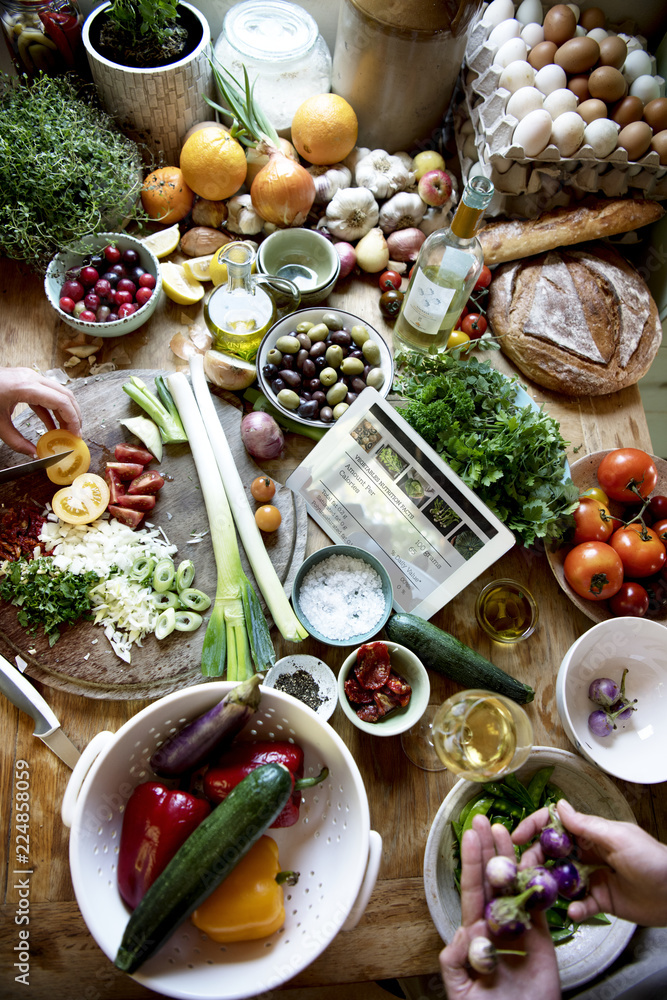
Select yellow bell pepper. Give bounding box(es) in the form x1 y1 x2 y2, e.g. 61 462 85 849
192 835 298 942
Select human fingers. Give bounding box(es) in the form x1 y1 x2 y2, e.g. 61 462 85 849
28 405 56 434
439 919 488 999
460 826 486 927
556 800 616 860
23 383 82 437
490 821 516 860
0 417 39 457
511 806 549 846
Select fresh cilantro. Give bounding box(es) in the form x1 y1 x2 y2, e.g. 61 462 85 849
392 352 579 547
0 558 100 646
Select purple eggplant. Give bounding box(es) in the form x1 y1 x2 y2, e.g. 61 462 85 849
539 803 573 859
149 674 263 776
515 866 559 911
588 668 637 735
550 857 600 900
484 887 537 940
485 855 518 893
588 676 620 708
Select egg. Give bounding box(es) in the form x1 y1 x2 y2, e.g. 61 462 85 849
535 63 567 96
488 18 523 50
568 75 591 102
528 40 558 70
494 37 529 69
588 66 627 103
543 4 577 45
543 87 579 119
551 110 585 155
617 120 653 160
566 4 580 20
574 26 587 37
643 98 667 133
579 7 606 31
521 23 545 48
630 75 661 105
516 0 543 26
586 28 608 44
599 36 627 69
623 49 652 84
499 59 536 93
583 118 619 156
513 108 554 156
483 0 516 27
506 85 544 120
650 129 667 164
555 36 600 74
577 98 608 123
611 95 645 127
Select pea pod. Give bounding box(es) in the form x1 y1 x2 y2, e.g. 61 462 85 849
458 790 489 827
502 772 536 812
527 766 555 807
462 797 495 835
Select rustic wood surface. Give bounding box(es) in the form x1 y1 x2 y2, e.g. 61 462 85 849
0 255 663 1000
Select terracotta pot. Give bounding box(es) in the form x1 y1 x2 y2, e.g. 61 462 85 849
82 1 213 165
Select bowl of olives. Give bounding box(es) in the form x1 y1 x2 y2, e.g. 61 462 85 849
256 308 394 429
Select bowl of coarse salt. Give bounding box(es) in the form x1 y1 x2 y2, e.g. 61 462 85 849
291 544 393 646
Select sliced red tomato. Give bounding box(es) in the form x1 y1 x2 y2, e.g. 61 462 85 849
108 505 144 529
36 429 90 485
563 541 624 601
106 461 145 481
572 497 614 544
610 523 666 578
105 468 126 505
609 582 650 618
116 494 156 512
52 473 110 525
597 448 658 503
114 443 154 465
127 470 165 495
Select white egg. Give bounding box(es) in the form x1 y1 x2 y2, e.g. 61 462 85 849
587 28 608 43
534 63 567 96
574 25 587 36
488 19 523 50
629 74 661 103
521 22 544 47
483 0 516 28
494 37 529 68
583 118 619 157
513 108 553 156
566 4 580 18
499 59 536 93
618 33 643 56
516 0 543 26
623 49 652 83
462 135 479 161
551 111 585 156
507 86 544 120
543 88 579 119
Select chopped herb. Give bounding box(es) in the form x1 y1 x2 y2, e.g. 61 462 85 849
0 557 99 645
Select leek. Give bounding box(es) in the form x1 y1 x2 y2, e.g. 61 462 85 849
189 355 308 643
166 372 274 680
123 376 187 444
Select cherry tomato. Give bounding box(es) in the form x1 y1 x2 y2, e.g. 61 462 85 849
597 448 658 503
572 497 614 544
580 486 609 505
36 429 91 485
563 541 624 601
609 581 650 618
474 264 492 291
378 270 402 292
649 495 667 521
250 476 276 502
379 289 404 317
446 329 471 350
650 518 667 544
461 313 488 339
255 504 281 532
609 523 666 578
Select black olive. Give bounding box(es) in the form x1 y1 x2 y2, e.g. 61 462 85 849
329 330 352 347
301 358 316 378
262 363 279 381
345 392 358 406
312 390 326 405
305 378 321 392
296 333 312 350
314 356 327 371
280 354 295 370
319 406 334 423
350 377 366 394
349 349 364 360
280 369 302 389
296 348 309 369
271 378 286 395
298 399 320 420
309 341 327 358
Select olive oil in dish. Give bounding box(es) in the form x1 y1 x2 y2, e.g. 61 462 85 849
204 242 276 362
475 580 539 643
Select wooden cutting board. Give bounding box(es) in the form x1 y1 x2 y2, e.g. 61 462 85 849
0 370 307 699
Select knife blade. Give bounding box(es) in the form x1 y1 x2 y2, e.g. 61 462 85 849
0 654 80 768
0 450 73 484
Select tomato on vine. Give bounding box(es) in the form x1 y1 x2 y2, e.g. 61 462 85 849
379 289 404 317
609 581 650 618
563 541 624 601
597 448 658 503
652 518 667 544
378 270 402 292
572 497 614 544
580 486 609 505
461 313 488 339
474 264 492 291
609 523 666 578
446 329 471 350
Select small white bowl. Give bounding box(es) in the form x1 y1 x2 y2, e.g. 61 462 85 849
257 228 341 306
556 617 667 784
263 654 338 721
338 641 430 736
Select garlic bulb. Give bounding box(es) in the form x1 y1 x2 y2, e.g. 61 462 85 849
379 192 426 234
355 149 412 199
325 187 379 241
343 145 371 179
393 151 417 187
307 163 352 205
420 205 453 235
226 194 265 235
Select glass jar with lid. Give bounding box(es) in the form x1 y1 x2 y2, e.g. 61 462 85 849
213 0 332 136
0 0 84 76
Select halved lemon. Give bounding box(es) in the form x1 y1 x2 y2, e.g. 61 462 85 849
160 262 205 305
140 224 181 260
182 254 214 282
209 244 257 287
52 473 110 525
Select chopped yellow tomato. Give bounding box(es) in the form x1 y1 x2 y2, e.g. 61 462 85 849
36 429 91 485
52 473 110 525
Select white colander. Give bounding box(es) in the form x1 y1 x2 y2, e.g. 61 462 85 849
61 682 382 1000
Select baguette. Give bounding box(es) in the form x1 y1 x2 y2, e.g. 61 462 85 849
478 197 664 265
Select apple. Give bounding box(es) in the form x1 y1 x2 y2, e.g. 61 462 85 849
418 169 453 207
412 149 446 180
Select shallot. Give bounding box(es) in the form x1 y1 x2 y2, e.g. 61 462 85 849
334 242 357 279
240 411 285 460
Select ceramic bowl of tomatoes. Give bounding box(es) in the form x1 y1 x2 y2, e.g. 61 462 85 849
547 448 667 627
338 640 430 736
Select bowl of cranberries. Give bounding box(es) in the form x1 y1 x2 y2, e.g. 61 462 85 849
44 231 162 336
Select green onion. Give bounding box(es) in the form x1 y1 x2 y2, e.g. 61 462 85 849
174 610 203 632
152 558 176 593
176 559 196 592
129 556 156 583
152 591 179 610
155 608 176 640
189 355 308 644
123 376 187 444
166 371 275 680
178 588 211 612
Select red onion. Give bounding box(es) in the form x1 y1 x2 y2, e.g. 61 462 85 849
334 242 357 279
386 227 426 262
241 411 285 460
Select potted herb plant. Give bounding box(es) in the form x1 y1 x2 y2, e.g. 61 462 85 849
82 0 214 165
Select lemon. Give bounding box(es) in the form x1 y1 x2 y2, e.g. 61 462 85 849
182 254 214 282
140 224 181 260
209 245 258 287
160 262 205 305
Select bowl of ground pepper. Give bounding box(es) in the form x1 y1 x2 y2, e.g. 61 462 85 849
263 655 338 721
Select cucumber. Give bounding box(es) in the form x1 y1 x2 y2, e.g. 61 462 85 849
385 613 534 704
114 762 293 974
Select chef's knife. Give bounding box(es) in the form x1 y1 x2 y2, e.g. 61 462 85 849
0 654 80 768
0 450 73 484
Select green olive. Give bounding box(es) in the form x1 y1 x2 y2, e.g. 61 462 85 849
366 367 385 390
351 324 370 346
332 402 349 420
266 348 283 365
326 382 348 406
307 322 329 342
325 344 344 368
319 366 338 387
362 340 381 366
275 335 300 354
277 388 301 410
296 320 314 333
322 312 344 330
341 356 365 376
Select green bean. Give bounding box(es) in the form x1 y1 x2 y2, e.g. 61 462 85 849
527 766 554 807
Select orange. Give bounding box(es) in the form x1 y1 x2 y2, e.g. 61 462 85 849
290 94 358 165
141 167 194 225
179 127 247 202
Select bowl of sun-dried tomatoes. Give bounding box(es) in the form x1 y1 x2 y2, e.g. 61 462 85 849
338 640 430 736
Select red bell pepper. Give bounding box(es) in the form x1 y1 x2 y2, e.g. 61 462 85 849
118 781 211 909
203 741 328 828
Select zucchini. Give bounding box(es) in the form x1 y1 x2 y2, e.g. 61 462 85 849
385 613 534 704
114 762 293 974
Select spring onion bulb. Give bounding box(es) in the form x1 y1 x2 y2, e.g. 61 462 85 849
188 354 308 643
166 371 275 680
122 376 187 444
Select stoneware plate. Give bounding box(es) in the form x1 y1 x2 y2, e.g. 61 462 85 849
423 746 637 991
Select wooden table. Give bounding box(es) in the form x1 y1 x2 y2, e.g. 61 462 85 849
0 256 663 1000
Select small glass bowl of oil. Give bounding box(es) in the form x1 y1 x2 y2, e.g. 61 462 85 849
475 579 538 643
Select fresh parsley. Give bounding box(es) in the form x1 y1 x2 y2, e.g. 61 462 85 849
0 558 100 646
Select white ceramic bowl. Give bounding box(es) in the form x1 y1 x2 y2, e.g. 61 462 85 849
256 228 341 306
44 231 161 337
338 641 430 736
556 617 667 783
263 654 338 721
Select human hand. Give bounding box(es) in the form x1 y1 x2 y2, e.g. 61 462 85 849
0 368 82 456
512 799 667 927
439 814 560 1000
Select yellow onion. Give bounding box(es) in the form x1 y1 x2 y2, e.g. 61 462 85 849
250 144 316 227
245 137 299 186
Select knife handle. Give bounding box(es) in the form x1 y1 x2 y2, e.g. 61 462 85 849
0 654 59 737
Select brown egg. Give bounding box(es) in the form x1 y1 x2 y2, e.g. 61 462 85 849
598 35 627 69
579 7 606 31
617 120 653 160
588 66 627 103
643 98 667 133
555 37 600 74
577 98 608 124
528 40 558 70
611 96 645 127
543 4 577 46
650 129 667 164
568 75 591 103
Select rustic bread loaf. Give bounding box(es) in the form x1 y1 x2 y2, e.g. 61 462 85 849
486 245 662 396
478 198 664 265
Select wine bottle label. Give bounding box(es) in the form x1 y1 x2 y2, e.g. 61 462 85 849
402 250 471 336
